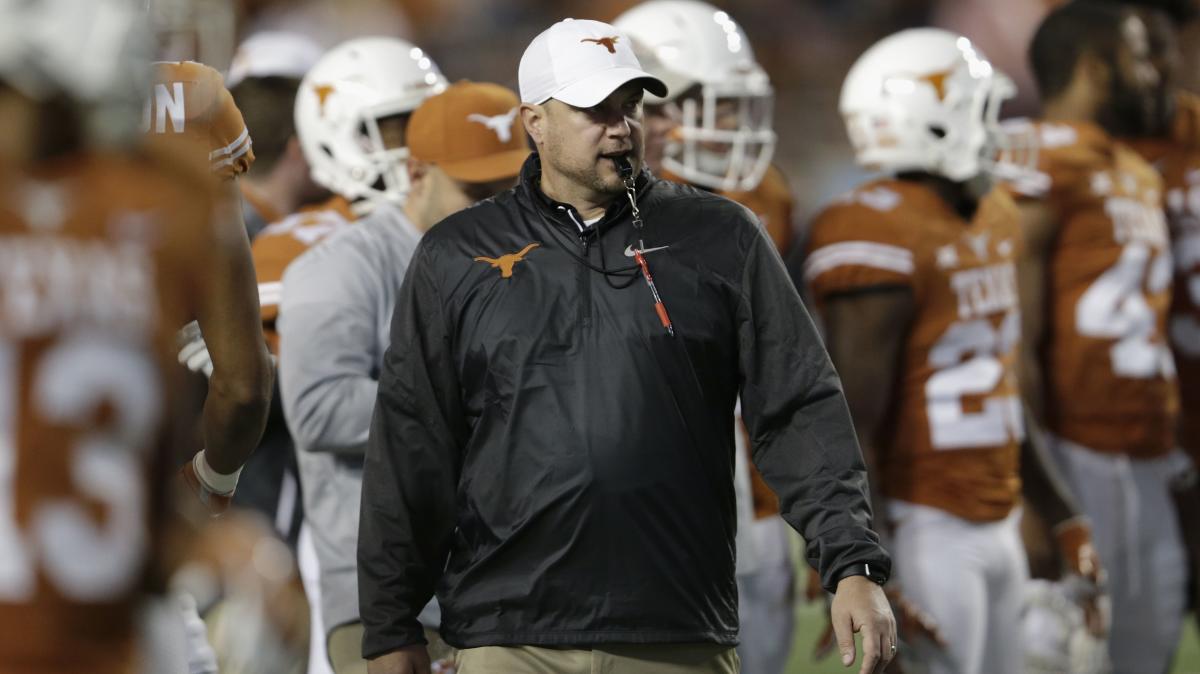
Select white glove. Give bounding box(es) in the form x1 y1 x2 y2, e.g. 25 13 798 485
176 321 214 378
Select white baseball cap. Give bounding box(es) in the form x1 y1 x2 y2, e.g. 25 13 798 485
226 31 324 88
518 19 668 108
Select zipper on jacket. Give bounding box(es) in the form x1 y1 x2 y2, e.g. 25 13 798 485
560 205 594 329
578 234 593 328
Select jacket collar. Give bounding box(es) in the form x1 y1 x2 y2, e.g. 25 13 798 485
517 152 654 237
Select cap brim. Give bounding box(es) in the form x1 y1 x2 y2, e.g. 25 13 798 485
438 147 531 183
550 67 669 108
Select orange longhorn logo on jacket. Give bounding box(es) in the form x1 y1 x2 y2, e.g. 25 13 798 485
581 36 620 53
475 243 540 278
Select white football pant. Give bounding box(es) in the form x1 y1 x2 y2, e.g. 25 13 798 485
1045 436 1189 674
888 501 1026 674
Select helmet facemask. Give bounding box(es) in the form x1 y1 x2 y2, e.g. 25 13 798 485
983 75 1046 193
662 75 776 192
350 103 414 212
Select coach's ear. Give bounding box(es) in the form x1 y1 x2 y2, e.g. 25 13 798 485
406 157 433 200
521 102 548 151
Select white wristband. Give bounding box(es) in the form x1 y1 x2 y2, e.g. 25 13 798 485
193 450 241 495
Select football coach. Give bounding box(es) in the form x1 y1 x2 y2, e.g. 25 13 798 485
359 17 896 674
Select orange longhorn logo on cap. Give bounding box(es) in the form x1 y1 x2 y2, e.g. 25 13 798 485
582 36 620 53
314 84 336 115
474 243 540 279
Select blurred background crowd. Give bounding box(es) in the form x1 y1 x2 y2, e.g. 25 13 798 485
227 0 1200 231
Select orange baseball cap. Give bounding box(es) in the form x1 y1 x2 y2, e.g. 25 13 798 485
406 80 531 183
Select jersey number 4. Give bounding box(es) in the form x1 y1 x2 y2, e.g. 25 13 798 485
1077 241 1175 379
0 335 159 603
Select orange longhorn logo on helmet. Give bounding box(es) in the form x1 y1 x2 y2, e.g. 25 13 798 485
918 68 954 101
313 84 336 116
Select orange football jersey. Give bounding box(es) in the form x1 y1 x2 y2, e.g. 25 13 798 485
251 197 355 353
719 164 796 256
661 163 795 255
1125 95 1200 459
806 179 1025 522
1010 120 1178 457
0 153 214 673
144 61 255 178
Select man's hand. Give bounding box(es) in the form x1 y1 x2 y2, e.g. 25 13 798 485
368 645 432 674
830 575 897 674
1054 517 1109 637
177 450 239 516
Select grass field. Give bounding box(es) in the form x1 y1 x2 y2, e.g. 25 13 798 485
780 602 1200 673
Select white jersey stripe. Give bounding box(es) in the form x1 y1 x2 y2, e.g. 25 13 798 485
804 241 914 282
208 127 251 160
209 136 253 171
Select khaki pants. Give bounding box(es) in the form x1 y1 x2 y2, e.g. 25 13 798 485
456 644 739 674
328 623 368 674
329 623 455 673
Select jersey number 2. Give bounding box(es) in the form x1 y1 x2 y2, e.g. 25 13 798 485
926 310 1024 449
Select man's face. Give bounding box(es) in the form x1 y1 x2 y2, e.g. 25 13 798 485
1102 13 1162 136
643 102 678 174
419 167 517 229
375 113 410 150
541 81 645 196
1140 9 1180 135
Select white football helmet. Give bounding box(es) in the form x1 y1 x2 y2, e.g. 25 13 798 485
840 27 1018 182
1022 579 1111 674
294 37 446 211
0 0 150 145
614 0 775 192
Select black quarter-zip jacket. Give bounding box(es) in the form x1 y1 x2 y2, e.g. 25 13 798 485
359 153 888 657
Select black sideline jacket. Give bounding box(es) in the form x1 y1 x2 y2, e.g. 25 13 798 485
359 153 888 658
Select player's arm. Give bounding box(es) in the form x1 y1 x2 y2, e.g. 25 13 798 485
818 285 946 651
190 179 273 485
820 286 913 545
1015 200 1056 425
1014 198 1107 632
1013 198 1075 528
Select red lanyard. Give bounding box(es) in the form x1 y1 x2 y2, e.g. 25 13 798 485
632 247 674 336
619 159 675 337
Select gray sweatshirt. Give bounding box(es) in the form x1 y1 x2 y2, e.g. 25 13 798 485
277 202 426 636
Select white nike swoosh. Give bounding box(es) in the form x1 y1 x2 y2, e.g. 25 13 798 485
624 244 670 257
